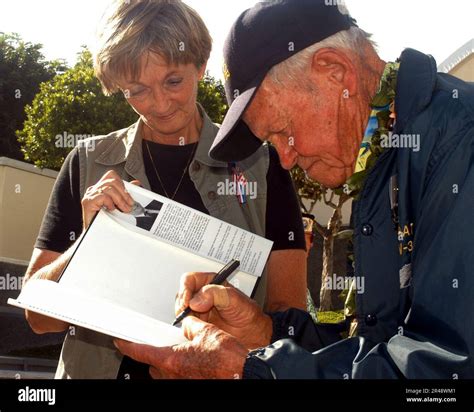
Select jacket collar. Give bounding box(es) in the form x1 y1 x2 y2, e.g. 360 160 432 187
395 48 437 132
95 103 228 171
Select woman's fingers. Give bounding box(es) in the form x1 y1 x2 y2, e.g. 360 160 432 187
82 170 138 229
97 184 133 213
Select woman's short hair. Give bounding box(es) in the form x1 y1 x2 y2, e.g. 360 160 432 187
94 0 212 95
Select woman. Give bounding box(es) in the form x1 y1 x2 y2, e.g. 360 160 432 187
23 0 307 379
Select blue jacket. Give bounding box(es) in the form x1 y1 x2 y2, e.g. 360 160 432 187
243 49 474 379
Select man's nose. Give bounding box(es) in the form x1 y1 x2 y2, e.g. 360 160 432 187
273 138 298 170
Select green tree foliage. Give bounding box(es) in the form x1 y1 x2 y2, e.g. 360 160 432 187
18 48 229 170
197 72 228 124
0 33 61 161
17 49 137 169
290 165 324 212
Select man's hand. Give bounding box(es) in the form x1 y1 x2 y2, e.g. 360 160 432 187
175 272 273 349
115 316 249 379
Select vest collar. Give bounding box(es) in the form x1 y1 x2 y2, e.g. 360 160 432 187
94 121 140 166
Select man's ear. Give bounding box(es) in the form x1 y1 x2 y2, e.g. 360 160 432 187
309 48 357 96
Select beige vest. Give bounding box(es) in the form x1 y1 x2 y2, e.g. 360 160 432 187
56 106 269 378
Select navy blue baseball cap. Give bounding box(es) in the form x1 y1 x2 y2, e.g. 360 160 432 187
209 0 357 162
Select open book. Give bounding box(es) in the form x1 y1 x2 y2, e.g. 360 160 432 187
9 181 273 347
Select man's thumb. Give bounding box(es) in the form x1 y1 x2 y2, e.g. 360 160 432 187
189 285 230 312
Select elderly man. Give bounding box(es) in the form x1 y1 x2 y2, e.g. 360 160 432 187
115 0 474 378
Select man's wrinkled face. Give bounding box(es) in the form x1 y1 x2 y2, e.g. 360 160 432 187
243 76 358 188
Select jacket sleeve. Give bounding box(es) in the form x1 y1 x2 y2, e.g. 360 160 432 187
243 309 402 379
243 126 474 379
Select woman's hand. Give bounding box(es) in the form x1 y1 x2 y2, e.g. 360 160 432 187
81 170 141 229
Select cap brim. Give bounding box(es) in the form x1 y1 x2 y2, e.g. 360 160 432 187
209 76 265 162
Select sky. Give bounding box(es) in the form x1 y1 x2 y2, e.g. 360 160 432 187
0 0 472 80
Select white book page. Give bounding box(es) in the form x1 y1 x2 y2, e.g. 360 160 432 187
108 181 273 278
8 280 187 347
59 210 258 325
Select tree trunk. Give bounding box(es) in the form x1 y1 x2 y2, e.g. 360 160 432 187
319 234 334 311
318 193 348 312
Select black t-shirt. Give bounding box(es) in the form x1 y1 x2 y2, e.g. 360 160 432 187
35 141 305 379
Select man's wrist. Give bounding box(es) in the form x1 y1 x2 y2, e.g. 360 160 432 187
232 344 251 379
261 313 273 346
266 311 285 343
245 313 273 349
